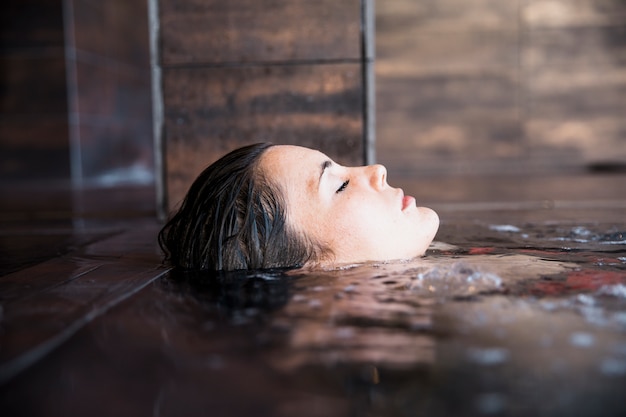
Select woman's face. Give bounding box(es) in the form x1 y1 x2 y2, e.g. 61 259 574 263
259 145 439 266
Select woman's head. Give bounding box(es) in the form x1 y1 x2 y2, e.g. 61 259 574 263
259 145 439 266
159 143 439 271
158 143 324 271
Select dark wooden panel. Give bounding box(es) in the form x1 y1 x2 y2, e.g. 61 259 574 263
376 72 522 176
375 2 523 176
73 59 152 119
70 0 151 69
159 0 361 65
377 0 518 33
0 53 67 115
0 0 65 49
0 257 103 303
377 30 519 77
162 63 363 209
0 222 166 385
523 0 626 29
76 120 154 183
0 117 70 180
525 26 626 165
72 59 153 183
525 26 626 118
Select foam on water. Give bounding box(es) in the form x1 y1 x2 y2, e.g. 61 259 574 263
409 262 502 298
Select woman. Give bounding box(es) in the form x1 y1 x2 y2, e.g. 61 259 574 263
159 143 439 271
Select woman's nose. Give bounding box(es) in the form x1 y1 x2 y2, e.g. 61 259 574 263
367 164 387 190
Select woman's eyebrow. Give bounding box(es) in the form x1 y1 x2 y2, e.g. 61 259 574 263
319 160 332 186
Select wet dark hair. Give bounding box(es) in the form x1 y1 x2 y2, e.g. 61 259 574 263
158 142 325 271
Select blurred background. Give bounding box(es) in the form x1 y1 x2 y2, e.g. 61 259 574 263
376 0 626 177
1 0 624 217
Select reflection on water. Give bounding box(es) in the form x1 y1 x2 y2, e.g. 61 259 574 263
161 221 625 416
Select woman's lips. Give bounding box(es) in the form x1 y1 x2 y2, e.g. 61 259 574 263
402 194 416 211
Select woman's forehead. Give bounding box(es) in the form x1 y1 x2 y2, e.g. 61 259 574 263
261 145 327 173
260 145 328 192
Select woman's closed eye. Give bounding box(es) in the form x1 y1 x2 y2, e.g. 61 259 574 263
336 180 349 194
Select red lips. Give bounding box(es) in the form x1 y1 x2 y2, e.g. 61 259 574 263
402 194 416 211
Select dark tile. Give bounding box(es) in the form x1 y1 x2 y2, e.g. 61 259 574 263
162 63 364 210
159 0 361 65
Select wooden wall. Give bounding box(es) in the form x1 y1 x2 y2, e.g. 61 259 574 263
0 0 70 181
376 0 626 177
0 0 153 189
65 0 154 186
156 0 371 211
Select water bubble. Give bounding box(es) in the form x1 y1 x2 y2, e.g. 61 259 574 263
489 224 521 233
489 225 520 233
581 307 608 327
596 284 626 298
467 347 510 365
576 294 596 306
612 312 626 328
570 332 594 348
409 263 502 298
600 358 626 376
206 355 224 370
571 226 592 237
343 285 357 293
335 327 355 339
612 343 626 356
475 393 507 415
308 299 322 309
292 294 307 302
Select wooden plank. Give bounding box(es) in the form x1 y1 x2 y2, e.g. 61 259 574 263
525 26 626 165
525 26 626 118
0 53 68 116
159 0 361 65
523 0 626 28
0 0 65 49
377 0 518 33
0 222 168 385
70 0 151 67
0 256 104 304
162 63 364 210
